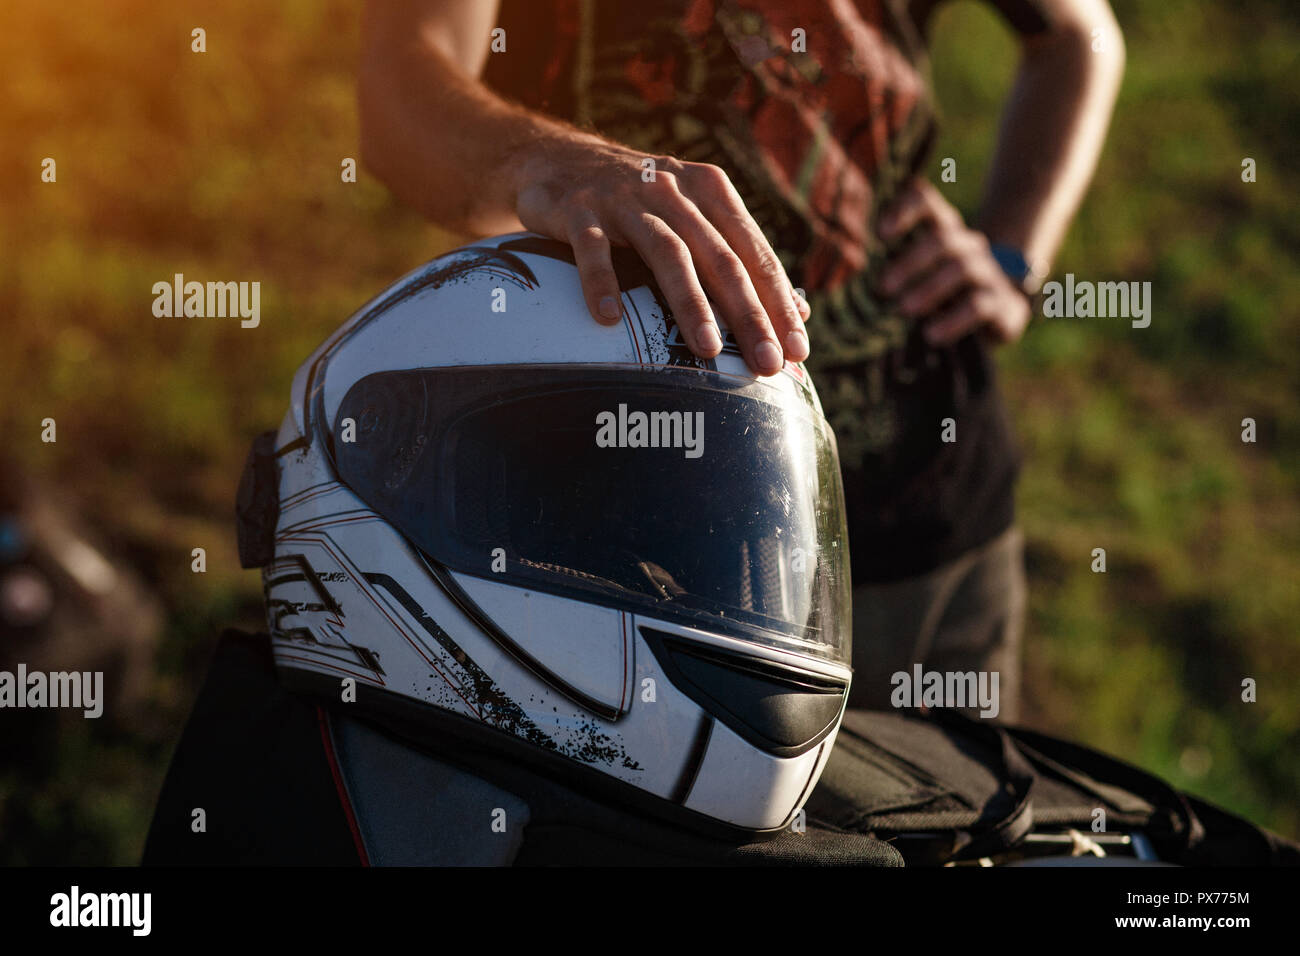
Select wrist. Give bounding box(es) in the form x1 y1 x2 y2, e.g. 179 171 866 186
501 123 603 214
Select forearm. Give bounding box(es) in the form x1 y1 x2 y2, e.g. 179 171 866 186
975 7 1125 276
358 11 598 236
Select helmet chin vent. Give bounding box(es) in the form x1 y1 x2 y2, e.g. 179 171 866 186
641 628 847 757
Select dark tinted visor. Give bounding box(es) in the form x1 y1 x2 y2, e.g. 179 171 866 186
333 365 850 663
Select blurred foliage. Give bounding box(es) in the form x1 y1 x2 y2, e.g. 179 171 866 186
930 0 1300 836
0 0 1295 862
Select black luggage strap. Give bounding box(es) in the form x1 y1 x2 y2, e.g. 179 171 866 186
1005 726 1206 857
929 711 1037 861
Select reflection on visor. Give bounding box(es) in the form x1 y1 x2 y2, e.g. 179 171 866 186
333 365 850 663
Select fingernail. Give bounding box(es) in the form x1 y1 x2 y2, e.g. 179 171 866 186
598 295 621 322
754 340 783 373
698 324 723 354
785 328 809 360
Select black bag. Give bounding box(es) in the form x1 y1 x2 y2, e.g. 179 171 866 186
807 708 1299 866
144 631 1299 866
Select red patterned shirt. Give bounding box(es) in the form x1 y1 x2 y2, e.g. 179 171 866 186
485 0 1050 581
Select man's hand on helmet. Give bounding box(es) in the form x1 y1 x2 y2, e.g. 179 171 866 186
509 134 811 376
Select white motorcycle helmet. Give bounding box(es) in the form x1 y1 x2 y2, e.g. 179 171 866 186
236 233 852 833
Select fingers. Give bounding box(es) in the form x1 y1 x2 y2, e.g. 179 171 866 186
567 219 623 325
681 163 807 369
652 188 798 374
618 209 724 357
877 181 930 242
877 181 1017 348
924 290 992 346
873 179 1031 348
521 147 809 374
923 280 1030 346
898 257 971 319
878 229 945 297
878 178 958 243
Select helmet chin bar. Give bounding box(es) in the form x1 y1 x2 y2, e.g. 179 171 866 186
638 625 849 758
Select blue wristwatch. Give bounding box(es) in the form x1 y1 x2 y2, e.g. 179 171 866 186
989 242 1046 297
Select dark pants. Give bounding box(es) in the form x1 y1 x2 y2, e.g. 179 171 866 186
847 527 1026 723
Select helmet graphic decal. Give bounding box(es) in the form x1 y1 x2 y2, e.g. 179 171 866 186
362 571 641 770
264 511 642 772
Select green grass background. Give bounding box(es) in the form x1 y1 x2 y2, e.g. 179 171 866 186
0 0 1295 862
